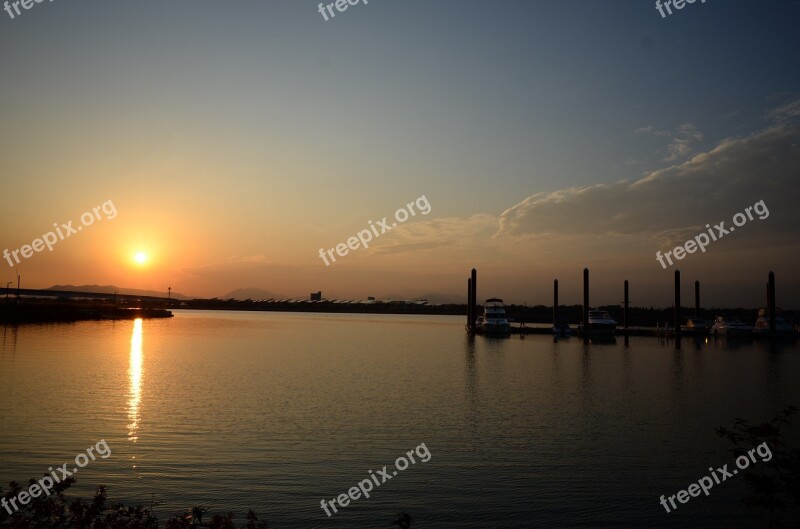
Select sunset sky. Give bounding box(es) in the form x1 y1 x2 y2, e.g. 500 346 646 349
1 0 798 307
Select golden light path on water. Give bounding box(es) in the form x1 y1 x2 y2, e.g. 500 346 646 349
127 319 143 455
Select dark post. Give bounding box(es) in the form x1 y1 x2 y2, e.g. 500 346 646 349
467 277 473 331
583 268 589 335
471 268 477 333
674 270 681 339
623 280 629 331
694 280 700 319
769 271 776 337
553 279 559 329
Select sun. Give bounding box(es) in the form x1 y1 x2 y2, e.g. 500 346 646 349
134 252 148 265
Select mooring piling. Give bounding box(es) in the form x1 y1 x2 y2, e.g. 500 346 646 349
553 279 559 329
582 268 589 333
470 268 477 333
768 271 776 337
694 280 700 319
674 270 681 340
467 277 473 331
623 280 629 331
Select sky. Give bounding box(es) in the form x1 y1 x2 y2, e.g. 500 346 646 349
0 0 799 307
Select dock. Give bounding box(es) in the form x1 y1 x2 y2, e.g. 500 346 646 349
465 268 798 344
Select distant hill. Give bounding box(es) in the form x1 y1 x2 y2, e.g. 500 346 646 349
46 285 191 300
223 287 284 300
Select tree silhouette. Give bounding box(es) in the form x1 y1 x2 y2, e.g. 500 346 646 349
717 405 799 528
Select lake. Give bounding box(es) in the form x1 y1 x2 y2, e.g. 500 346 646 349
1 310 798 528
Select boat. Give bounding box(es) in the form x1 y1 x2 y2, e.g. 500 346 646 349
752 308 795 337
681 318 711 336
475 298 511 334
710 316 752 337
553 317 573 337
584 309 617 336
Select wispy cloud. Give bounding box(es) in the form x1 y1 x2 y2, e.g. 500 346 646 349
636 122 704 161
769 97 800 122
634 125 672 137
497 121 798 244
371 214 498 256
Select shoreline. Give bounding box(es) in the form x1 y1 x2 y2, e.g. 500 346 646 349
2 298 797 335
0 302 173 324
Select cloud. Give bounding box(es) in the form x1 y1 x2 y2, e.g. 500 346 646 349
371 214 498 256
635 125 672 137
769 97 800 122
496 119 800 247
664 123 703 161
636 122 704 161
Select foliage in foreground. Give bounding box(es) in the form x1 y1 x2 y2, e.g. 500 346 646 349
717 405 800 528
0 477 268 529
0 478 416 528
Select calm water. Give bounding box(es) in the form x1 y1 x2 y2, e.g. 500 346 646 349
1 310 799 528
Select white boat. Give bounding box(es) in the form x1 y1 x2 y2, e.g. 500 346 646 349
753 308 795 337
710 316 752 337
585 309 617 336
475 298 511 334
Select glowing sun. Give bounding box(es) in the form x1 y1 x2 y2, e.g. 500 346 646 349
134 252 148 265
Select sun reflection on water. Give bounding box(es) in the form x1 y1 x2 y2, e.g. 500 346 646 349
128 318 143 445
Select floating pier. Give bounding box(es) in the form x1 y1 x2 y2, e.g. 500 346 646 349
464 268 796 343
